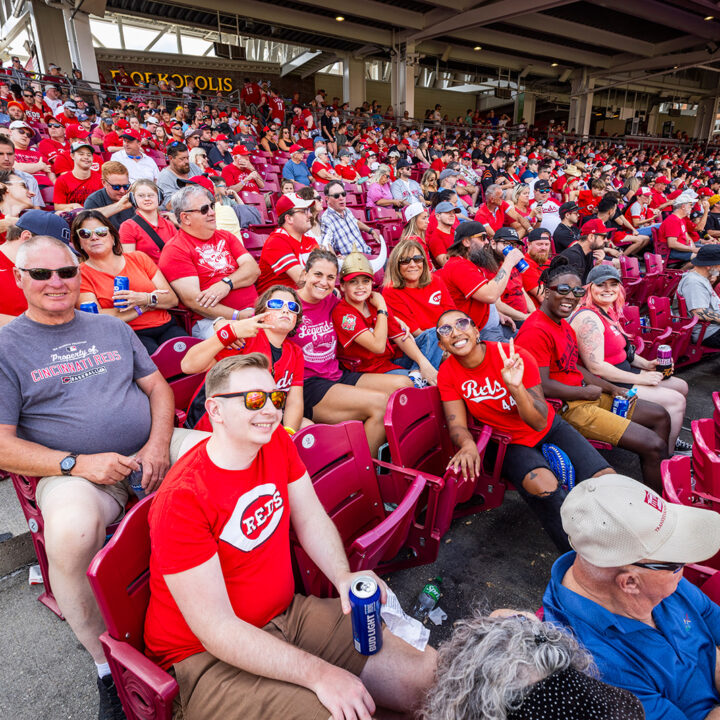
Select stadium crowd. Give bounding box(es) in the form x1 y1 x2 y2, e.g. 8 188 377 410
2 64 720 720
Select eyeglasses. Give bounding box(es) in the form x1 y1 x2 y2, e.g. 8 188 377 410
329 191 347 198
398 255 425 266
437 317 473 337
546 284 587 298
18 265 79 281
266 298 300 313
48 123 63 129
106 183 130 191
183 202 215 215
77 226 110 240
210 389 287 410
632 561 685 574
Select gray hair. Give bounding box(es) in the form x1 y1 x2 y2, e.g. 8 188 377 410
16 235 78 269
485 183 502 199
369 163 391 185
172 184 214 223
419 612 596 720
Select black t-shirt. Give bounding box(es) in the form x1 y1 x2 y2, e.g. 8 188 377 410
553 223 580 253
559 242 594 283
208 146 232 168
706 212 720 234
84 189 135 229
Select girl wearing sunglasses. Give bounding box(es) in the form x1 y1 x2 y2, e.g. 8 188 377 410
181 286 306 433
71 210 185 354
0 171 35 242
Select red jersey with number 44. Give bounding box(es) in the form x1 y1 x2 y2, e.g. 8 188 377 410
438 341 554 446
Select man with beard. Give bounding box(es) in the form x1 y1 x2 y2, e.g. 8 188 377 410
523 227 552 308
553 202 581 253
481 150 512 193
559 219 607 283
157 142 201 209
438 221 525 341
489 227 535 326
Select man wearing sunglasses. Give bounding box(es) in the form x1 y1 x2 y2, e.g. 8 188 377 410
9 120 55 187
558 218 608 283
84 160 135 229
0 234 210 719
144 353 436 720
157 141 201 210
38 119 70 174
543 475 720 720
320 179 377 256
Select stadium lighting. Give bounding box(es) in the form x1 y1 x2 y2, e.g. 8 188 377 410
336 16 344 21
473 46 481 51
704 16 714 21
551 62 558 67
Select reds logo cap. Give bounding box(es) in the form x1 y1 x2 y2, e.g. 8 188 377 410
560 474 720 568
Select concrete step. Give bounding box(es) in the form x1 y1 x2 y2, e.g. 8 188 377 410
0 477 36 576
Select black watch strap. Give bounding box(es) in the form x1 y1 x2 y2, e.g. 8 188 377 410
60 452 78 476
222 277 234 290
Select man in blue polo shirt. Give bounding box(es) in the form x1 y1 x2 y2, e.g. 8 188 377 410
543 474 720 720
281 143 311 187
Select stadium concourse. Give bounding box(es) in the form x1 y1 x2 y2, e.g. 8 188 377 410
2 1 720 719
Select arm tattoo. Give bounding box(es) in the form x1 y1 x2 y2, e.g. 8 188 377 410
695 308 720 324
495 268 506 282
526 386 548 417
574 314 603 366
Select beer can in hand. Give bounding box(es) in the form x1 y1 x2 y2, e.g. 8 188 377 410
657 345 673 378
350 576 383 655
113 276 130 308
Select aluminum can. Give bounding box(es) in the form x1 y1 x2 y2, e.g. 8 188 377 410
127 465 145 499
657 344 673 378
611 395 629 417
79 302 99 314
502 244 529 273
113 275 130 308
639 316 649 332
349 575 382 655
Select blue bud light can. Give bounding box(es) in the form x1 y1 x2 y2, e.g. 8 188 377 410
611 395 629 418
113 275 129 308
639 316 649 333
79 302 99 314
127 464 145 499
502 244 529 273
350 576 382 656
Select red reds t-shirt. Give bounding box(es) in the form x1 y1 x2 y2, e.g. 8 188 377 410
101 130 123 151
221 163 260 192
311 159 334 184
522 254 548 308
577 189 600 218
23 102 49 126
15 146 51 186
331 299 404 373
241 83 263 106
501 268 527 314
268 96 284 123
515 310 584 387
475 202 508 233
257 228 318 294
430 158 445 173
382 276 455 334
438 255 490 331
119 214 177 262
658 213 688 247
38 137 72 173
0 251 27 316
144 430 306 670
438 342 554 446
159 228 258 320
335 164 358 181
52 170 102 205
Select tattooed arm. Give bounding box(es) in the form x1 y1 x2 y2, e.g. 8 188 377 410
692 307 720 324
470 251 523 303
519 384 550 431
442 399 481 480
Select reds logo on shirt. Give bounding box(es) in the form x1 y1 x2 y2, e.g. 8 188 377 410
341 314 356 331
429 291 442 305
276 369 294 391
220 483 284 552
461 378 507 403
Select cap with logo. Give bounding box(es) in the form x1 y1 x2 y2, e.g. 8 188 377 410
178 175 216 195
527 227 552 242
534 180 552 192
493 226 522 244
276 192 314 217
120 129 142 141
231 144 251 156
450 221 487 248
580 218 610 236
16 209 71 244
71 140 94 153
558 201 579 218
9 120 32 131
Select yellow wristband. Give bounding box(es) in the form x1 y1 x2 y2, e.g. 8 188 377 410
284 426 296 436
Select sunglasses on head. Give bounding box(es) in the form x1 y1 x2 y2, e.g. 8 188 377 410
77 226 110 240
329 191 347 198
211 389 287 411
398 254 425 266
547 284 586 298
632 561 685 574
266 298 300 313
437 317 473 337
18 265 79 281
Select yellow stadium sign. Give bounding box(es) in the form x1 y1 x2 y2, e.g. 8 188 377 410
109 69 233 92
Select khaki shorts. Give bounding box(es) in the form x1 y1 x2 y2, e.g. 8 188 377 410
171 594 369 720
560 392 636 446
36 428 210 520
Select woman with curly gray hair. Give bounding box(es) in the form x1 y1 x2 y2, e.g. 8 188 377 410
420 610 644 720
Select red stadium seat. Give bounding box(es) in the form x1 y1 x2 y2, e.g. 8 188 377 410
291 421 431 596
87 496 179 720
692 418 720 499
368 207 400 222
618 256 649 306
676 292 720 365
150 336 201 379
619 305 672 360
643 253 682 299
241 227 273 260
349 207 367 223
646 296 698 366
40 185 54 208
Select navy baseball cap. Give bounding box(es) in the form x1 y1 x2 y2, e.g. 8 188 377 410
16 210 71 244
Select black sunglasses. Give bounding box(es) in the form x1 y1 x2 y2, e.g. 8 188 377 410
329 191 347 198
437 317 473 337
398 254 425 266
632 561 685 574
210 389 287 410
547 284 587 298
183 202 215 215
107 183 130 191
18 266 79 281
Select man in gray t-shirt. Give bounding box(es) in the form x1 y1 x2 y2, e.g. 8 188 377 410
156 141 200 209
677 245 720 347
0 235 207 718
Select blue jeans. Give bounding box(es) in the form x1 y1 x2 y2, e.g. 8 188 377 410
396 327 445 371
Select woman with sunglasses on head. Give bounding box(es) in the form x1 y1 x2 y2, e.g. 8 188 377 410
382 238 455 369
0 170 35 241
435 308 614 551
72 209 185 354
515 256 671 492
293 248 408 456
570 264 689 455
119 179 177 263
181 285 306 432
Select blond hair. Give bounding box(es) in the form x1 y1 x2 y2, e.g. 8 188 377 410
205 353 270 397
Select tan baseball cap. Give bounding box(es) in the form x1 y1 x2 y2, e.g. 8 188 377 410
561 474 720 568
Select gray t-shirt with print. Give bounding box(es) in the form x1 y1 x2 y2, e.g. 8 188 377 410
0 311 158 456
678 270 720 343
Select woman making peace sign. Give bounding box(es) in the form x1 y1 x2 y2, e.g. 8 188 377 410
435 310 613 552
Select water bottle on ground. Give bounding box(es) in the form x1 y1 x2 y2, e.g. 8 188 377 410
411 577 442 621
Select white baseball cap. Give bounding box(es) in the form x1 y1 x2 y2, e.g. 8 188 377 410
403 201 425 224
561 474 720 567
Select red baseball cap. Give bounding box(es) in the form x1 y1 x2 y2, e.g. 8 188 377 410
231 144 250 156
699 187 713 197
115 118 129 129
289 143 303 153
183 175 215 195
275 193 313 217
214 134 229 142
580 219 610 235
120 129 142 141
67 124 90 140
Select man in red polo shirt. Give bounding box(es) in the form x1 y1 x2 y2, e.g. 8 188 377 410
9 120 54 186
257 194 318 293
222 145 264 194
474 184 508 238
38 119 71 173
159 184 260 339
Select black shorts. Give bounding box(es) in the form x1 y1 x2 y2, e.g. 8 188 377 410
612 359 641 389
502 415 610 488
303 371 362 420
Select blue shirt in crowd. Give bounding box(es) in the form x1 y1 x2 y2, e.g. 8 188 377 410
282 159 311 186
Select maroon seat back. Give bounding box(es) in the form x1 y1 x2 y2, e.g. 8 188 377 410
150 336 201 379
692 419 720 500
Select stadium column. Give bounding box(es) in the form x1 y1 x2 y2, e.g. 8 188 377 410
514 92 536 125
29 0 72 75
693 95 719 143
62 8 100 84
569 71 595 139
342 55 366 110
391 42 418 119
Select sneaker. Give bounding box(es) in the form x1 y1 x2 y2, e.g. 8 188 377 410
409 371 428 389
674 439 693 456
97 674 126 720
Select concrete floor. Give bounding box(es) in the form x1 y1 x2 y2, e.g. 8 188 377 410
1 353 718 719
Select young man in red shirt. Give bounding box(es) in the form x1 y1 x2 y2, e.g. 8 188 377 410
577 178 605 221
221 145 265 194
516 258 670 492
436 309 613 551
426 200 460 266
657 191 699 265
38 119 71 173
53 141 103 211
257 193 318 293
9 120 54 186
